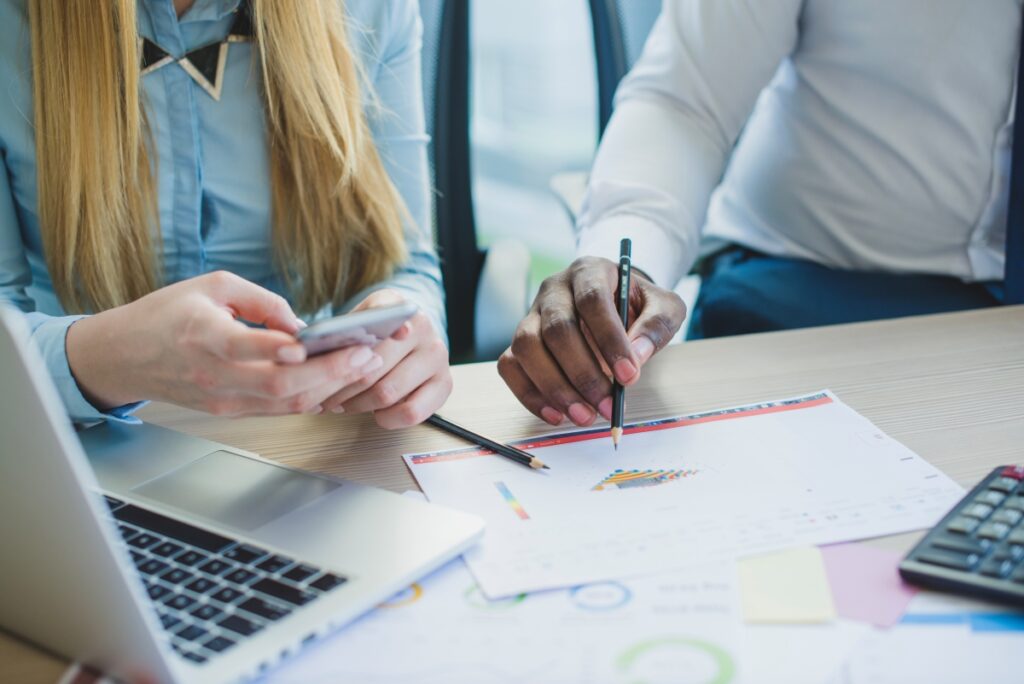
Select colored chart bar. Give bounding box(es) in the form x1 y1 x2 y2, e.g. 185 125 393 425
592 468 699 491
495 481 530 520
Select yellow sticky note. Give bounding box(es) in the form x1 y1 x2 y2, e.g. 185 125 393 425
738 546 836 624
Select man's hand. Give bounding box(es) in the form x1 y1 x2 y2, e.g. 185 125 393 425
498 256 686 426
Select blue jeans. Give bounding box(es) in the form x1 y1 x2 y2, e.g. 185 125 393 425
687 248 1001 339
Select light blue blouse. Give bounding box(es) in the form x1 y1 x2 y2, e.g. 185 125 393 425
0 0 442 423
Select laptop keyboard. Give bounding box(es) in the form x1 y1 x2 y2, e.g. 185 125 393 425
104 496 347 665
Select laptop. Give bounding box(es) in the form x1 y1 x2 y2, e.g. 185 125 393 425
0 306 485 683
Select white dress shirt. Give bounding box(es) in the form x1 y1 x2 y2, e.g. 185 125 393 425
577 0 1022 290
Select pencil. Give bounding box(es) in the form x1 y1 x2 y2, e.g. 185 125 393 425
611 238 632 450
426 414 550 470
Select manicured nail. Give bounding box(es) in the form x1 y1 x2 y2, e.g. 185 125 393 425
331 405 345 414
304 405 323 415
361 355 384 373
540 406 564 425
631 336 655 364
613 358 638 384
597 396 613 421
278 345 306 364
348 347 374 368
294 318 308 330
568 402 595 426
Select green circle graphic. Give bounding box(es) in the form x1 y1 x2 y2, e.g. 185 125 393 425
616 637 735 684
462 584 528 609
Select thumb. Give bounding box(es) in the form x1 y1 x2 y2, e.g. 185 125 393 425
626 281 686 367
351 288 406 313
203 271 302 334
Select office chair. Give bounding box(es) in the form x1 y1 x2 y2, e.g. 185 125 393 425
419 0 531 363
589 0 662 136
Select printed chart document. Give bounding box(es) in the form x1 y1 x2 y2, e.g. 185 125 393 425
261 558 741 684
405 391 963 598
836 592 1023 683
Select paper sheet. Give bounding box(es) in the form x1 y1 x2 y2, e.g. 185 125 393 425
744 620 872 684
258 559 742 684
839 592 1024 683
738 547 836 623
820 543 917 628
406 391 963 598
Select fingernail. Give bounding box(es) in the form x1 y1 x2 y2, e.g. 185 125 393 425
540 407 564 425
348 347 374 368
597 396 613 421
360 355 384 374
304 405 323 415
568 402 595 426
613 358 638 384
294 318 308 330
631 336 655 364
278 345 306 364
331 405 345 414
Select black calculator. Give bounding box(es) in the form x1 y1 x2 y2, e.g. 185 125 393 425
900 465 1024 605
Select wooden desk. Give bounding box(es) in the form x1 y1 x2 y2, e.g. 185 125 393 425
6 307 1024 682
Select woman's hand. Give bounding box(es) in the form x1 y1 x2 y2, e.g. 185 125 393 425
66 271 382 417
319 289 452 429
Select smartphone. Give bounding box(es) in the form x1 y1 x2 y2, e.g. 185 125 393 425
296 302 419 356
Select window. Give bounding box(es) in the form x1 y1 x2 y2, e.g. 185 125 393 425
470 0 597 289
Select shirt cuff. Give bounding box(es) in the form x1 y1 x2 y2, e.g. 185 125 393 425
28 314 145 425
576 216 690 289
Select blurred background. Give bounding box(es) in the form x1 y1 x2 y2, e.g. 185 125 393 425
422 0 663 359
469 0 598 290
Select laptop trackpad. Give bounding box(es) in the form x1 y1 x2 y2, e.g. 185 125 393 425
132 450 340 531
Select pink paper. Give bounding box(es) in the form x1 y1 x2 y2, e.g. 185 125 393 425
821 542 918 628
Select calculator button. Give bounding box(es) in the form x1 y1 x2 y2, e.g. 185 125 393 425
1004 497 1024 512
978 522 1011 540
930 535 988 556
946 517 980 535
989 477 1021 493
1008 528 1024 545
916 550 980 571
979 558 1016 578
992 509 1024 526
1001 466 1024 481
964 503 994 519
1012 565 1024 584
976 491 1006 507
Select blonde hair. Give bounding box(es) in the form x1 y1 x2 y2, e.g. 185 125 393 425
28 0 407 314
